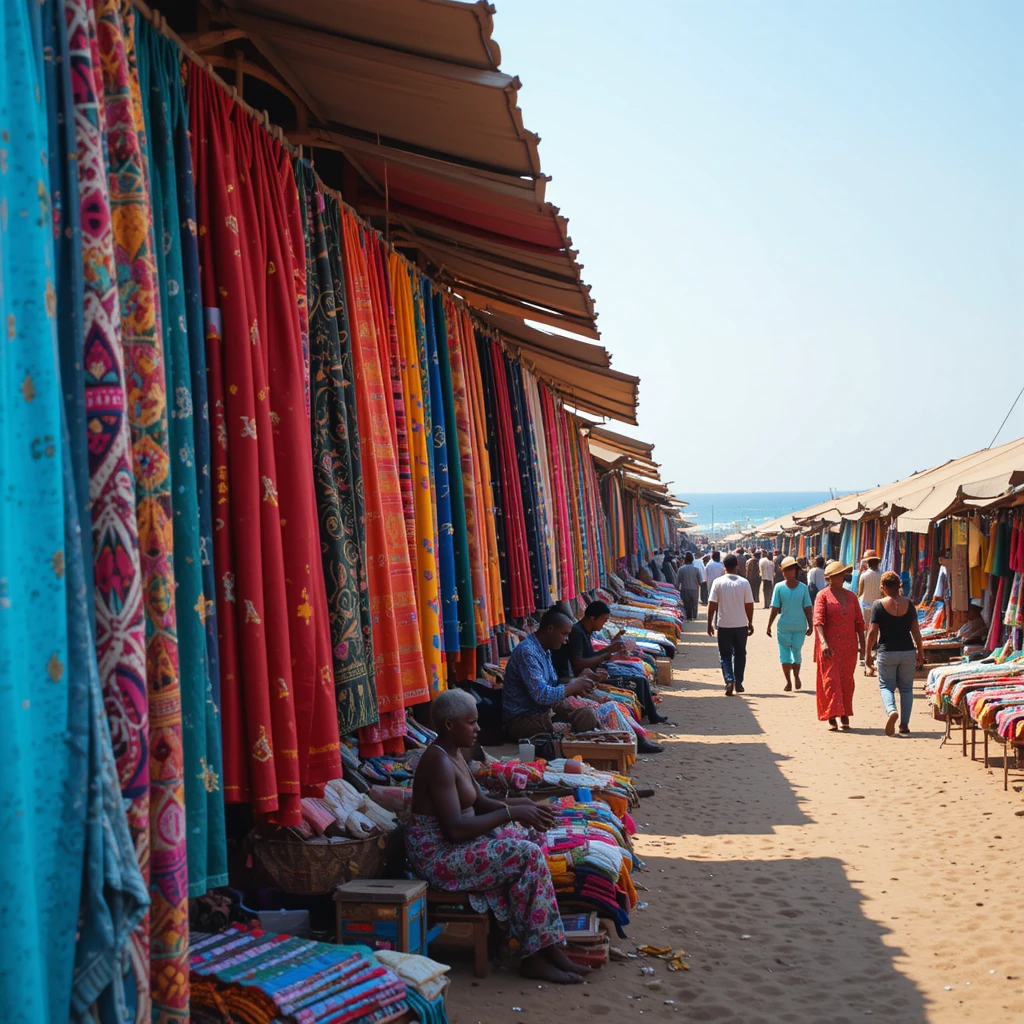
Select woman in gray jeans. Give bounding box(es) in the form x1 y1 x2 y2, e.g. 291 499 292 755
865 571 925 735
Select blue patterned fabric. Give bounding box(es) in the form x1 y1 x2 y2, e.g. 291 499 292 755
0 1 75 1016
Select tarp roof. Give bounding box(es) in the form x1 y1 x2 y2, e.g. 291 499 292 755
215 0 599 338
750 437 1024 536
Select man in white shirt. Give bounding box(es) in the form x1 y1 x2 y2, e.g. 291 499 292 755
705 550 726 591
758 551 776 609
808 555 827 604
707 554 755 696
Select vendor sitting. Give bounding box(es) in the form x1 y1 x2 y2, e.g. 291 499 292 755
503 608 600 739
956 599 988 644
408 689 587 984
552 600 669 726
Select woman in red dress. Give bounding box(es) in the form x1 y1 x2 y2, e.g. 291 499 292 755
813 561 866 731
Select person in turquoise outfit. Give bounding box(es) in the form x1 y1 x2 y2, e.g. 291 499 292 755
766 556 814 691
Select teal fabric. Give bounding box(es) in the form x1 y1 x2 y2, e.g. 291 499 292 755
137 18 228 896
771 581 813 632
0 0 76 1016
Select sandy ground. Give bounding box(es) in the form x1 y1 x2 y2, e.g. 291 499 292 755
445 603 1024 1024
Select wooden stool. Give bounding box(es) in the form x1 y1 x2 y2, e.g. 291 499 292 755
426 889 490 978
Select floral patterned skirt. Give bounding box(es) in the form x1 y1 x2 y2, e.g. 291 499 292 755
406 814 565 956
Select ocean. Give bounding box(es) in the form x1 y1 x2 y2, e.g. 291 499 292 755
678 491 837 534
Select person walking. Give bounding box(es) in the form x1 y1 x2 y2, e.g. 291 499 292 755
745 547 762 601
707 554 755 696
865 571 925 735
758 550 776 609
705 550 726 591
676 552 702 623
807 555 826 604
813 561 866 731
699 555 710 605
766 556 813 691
857 550 883 676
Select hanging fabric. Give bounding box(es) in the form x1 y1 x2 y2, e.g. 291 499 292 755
341 212 427 754
295 165 378 734
136 15 228 900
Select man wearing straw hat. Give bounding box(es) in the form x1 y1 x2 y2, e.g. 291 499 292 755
766 556 813 691
813 561 866 730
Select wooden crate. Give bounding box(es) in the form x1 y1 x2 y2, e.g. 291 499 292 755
654 657 672 685
561 738 635 774
334 878 427 954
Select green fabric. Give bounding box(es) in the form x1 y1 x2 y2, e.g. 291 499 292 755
295 163 378 734
137 19 227 895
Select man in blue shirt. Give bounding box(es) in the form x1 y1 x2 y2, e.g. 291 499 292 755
503 608 599 740
766 556 814 691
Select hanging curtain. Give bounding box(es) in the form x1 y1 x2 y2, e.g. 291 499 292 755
136 15 228 900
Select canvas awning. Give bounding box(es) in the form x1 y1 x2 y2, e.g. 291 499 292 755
212 0 599 338
480 311 639 423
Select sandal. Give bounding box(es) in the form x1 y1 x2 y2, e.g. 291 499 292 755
840 716 851 731
828 718 839 731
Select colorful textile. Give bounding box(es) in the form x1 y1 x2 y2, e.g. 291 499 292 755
406 815 565 956
296 165 377 734
422 283 460 650
392 260 443 695
341 212 428 755
189 68 341 826
136 15 228 900
98 0 190 1015
0 1 76 1013
813 588 865 721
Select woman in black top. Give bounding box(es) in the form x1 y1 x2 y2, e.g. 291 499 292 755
865 571 925 735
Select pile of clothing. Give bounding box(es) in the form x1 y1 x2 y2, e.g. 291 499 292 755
190 927 409 1024
471 758 638 819
540 798 640 937
375 951 450 1023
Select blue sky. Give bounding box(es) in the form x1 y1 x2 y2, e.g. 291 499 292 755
493 1 1023 494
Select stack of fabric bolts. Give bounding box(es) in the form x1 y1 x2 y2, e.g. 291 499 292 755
189 926 408 1024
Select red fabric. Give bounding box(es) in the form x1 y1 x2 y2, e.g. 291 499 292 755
813 588 865 721
341 212 427 757
189 70 340 823
539 386 574 599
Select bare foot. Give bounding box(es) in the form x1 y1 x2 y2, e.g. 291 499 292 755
545 943 592 975
828 718 839 731
521 952 582 984
784 681 793 692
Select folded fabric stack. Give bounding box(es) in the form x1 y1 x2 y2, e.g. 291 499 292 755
541 799 640 938
374 950 450 1003
190 927 408 1024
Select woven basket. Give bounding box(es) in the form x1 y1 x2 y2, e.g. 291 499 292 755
251 828 403 895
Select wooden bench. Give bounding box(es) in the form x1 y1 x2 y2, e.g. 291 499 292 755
426 889 490 978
